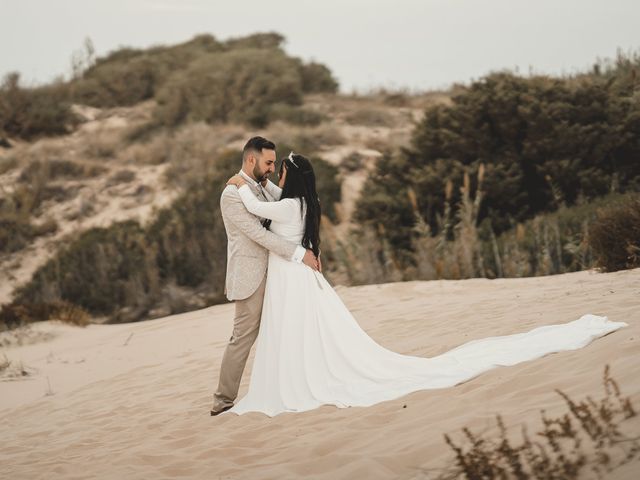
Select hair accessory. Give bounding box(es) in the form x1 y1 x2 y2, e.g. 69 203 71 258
288 151 299 168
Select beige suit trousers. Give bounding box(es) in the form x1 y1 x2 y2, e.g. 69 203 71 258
212 273 267 411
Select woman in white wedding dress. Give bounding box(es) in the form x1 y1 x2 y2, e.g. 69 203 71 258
222 152 627 417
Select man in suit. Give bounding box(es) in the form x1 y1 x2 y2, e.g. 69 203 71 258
211 136 320 415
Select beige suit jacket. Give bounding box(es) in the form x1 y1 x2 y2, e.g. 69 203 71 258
220 183 299 301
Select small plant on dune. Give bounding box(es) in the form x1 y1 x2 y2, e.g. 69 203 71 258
0 353 10 373
435 365 639 479
0 300 90 329
0 354 34 379
53 301 91 326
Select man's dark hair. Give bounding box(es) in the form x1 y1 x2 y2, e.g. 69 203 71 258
242 136 276 161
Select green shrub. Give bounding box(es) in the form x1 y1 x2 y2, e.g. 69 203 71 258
107 169 136 185
343 186 638 285
0 300 89 329
154 48 306 127
70 34 223 108
0 155 18 174
312 156 341 223
299 62 339 94
286 125 346 153
148 149 238 288
355 54 640 261
589 194 640 271
486 194 635 278
269 104 327 126
71 56 159 107
0 218 37 253
76 31 337 120
0 73 77 140
224 32 284 50
341 151 364 172
2 33 338 138
18 159 106 183
14 221 160 318
344 107 395 127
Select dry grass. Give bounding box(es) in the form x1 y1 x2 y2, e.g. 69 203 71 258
0 324 56 348
434 365 639 479
106 168 136 186
0 354 35 380
18 158 106 183
0 353 10 372
0 300 90 329
81 128 122 160
0 155 18 174
329 166 633 286
118 121 247 185
407 168 486 281
265 122 347 155
335 166 487 284
344 107 396 127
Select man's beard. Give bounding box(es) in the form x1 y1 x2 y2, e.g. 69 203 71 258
253 165 269 183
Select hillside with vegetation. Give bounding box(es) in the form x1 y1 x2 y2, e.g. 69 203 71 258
0 33 638 327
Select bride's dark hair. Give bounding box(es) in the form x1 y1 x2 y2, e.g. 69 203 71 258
279 153 321 257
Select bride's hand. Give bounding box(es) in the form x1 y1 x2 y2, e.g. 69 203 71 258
226 174 246 187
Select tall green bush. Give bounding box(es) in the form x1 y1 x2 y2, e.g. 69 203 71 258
0 73 77 140
154 48 306 127
589 194 640 272
69 34 224 107
356 55 640 261
1 32 338 139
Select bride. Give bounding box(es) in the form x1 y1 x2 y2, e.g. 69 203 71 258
222 152 627 417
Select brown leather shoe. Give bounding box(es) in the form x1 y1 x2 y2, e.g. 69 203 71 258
210 404 233 416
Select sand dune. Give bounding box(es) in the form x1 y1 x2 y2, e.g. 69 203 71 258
1 268 638 479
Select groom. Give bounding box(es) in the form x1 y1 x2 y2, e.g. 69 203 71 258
211 136 320 416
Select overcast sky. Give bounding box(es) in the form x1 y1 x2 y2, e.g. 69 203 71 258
1 0 638 93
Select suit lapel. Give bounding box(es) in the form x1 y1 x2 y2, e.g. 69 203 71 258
251 184 267 202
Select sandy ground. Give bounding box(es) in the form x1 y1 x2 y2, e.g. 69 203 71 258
1 268 638 479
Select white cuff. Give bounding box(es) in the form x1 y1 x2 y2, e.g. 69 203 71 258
291 245 306 263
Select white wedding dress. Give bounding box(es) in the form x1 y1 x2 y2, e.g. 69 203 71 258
225 184 628 417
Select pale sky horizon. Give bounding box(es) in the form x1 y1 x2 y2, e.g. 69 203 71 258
2 0 639 93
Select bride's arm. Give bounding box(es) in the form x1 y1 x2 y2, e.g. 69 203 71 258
237 184 298 223
262 180 282 200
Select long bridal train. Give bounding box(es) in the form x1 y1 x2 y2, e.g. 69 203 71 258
225 253 628 417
